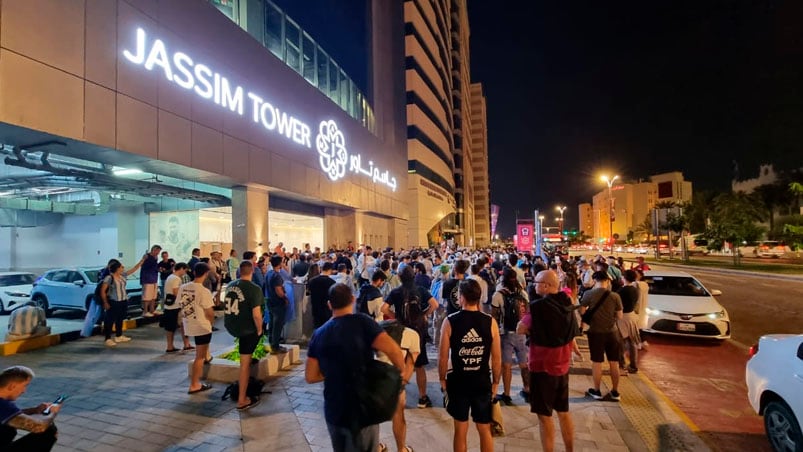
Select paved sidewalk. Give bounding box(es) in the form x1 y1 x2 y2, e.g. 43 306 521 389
0 319 708 451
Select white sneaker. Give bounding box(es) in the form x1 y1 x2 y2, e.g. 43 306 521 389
105 339 117 347
143 312 155 318
114 335 132 343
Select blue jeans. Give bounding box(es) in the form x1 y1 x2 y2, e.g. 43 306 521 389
268 301 287 350
326 423 379 452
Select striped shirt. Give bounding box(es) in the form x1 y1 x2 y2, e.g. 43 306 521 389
7 305 46 336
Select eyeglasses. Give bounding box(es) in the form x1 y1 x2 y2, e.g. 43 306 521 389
534 280 547 285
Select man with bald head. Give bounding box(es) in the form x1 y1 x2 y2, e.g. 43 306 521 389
517 270 579 452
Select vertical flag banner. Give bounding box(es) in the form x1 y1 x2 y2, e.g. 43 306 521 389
490 204 500 239
516 220 534 252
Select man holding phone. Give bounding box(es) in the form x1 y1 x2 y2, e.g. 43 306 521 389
0 366 61 451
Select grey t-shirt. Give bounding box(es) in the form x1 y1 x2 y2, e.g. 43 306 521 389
580 287 623 333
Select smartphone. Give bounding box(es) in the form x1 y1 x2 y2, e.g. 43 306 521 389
42 394 68 415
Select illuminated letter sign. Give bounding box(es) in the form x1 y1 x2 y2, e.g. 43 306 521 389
121 27 396 191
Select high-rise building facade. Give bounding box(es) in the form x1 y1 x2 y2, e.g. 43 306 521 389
470 83 490 247
404 0 485 247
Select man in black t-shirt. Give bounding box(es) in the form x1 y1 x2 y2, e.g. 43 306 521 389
381 266 438 409
442 259 469 315
266 255 289 355
308 262 336 329
157 251 175 299
438 279 502 452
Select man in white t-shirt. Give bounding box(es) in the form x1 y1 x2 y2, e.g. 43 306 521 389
377 320 420 452
179 262 215 395
161 262 193 353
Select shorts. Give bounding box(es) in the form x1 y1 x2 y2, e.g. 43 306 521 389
501 333 528 365
238 333 260 355
414 332 429 367
193 333 212 346
587 331 621 363
160 309 180 332
530 371 569 416
142 284 158 301
445 379 492 423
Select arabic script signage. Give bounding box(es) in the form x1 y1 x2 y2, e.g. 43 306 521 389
122 27 396 191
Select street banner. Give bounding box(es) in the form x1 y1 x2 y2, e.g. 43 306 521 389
516 220 534 252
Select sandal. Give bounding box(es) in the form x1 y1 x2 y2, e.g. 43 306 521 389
236 396 261 411
188 383 212 394
182 345 195 351
165 348 180 353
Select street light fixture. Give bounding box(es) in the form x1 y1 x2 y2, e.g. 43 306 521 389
556 205 567 237
600 175 620 248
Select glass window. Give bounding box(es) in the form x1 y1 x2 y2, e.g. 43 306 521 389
50 271 69 283
210 0 238 23
265 3 283 59
85 270 100 283
302 32 316 85
352 83 361 119
0 273 35 286
646 276 710 297
317 47 329 93
329 61 340 101
285 18 301 73
339 69 349 111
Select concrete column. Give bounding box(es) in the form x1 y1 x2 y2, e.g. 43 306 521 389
231 186 269 257
324 208 358 250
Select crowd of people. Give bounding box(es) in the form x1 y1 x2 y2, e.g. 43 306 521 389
3 239 654 451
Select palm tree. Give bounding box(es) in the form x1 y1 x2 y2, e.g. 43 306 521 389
753 182 794 236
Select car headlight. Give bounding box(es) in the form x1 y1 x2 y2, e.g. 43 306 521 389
4 291 30 297
706 310 726 319
646 307 662 316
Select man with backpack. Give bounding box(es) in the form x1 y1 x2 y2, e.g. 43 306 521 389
580 271 624 402
222 260 264 411
357 271 387 321
517 270 578 452
491 268 530 405
381 266 438 409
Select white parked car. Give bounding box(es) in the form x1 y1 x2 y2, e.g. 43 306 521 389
642 271 730 339
746 334 803 452
0 272 36 313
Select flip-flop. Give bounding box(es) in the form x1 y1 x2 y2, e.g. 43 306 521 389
183 345 195 351
165 348 180 353
188 383 212 394
236 397 261 411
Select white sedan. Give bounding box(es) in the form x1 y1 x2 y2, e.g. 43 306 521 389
642 271 730 339
0 272 36 313
746 334 803 452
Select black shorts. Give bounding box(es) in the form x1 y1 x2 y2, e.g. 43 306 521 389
587 331 621 363
445 377 492 423
530 372 569 416
193 333 212 346
238 333 259 355
160 309 180 332
414 333 429 367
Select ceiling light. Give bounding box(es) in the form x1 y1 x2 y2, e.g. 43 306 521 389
112 167 143 176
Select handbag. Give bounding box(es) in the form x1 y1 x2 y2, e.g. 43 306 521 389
354 359 402 428
490 399 505 436
581 290 611 325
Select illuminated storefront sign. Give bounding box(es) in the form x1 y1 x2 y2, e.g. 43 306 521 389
122 27 396 191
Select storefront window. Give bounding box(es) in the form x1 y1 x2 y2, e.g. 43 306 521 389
302 32 316 85
285 18 301 74
265 3 283 59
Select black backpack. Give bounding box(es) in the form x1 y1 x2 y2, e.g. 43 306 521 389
379 319 406 344
357 284 381 316
529 293 581 348
499 289 527 333
93 272 111 304
221 377 271 402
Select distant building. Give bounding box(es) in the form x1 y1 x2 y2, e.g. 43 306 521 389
732 164 778 194
578 203 593 239
470 84 490 247
585 172 693 243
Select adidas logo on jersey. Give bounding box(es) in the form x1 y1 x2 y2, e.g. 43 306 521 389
461 328 483 343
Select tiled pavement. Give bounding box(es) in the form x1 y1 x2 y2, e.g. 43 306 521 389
0 317 709 451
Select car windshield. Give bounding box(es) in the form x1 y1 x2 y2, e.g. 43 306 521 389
85 270 100 283
645 276 710 297
0 274 35 286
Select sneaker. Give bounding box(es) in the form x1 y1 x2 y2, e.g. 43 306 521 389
519 390 530 403
417 395 433 408
627 366 639 374
586 388 603 400
269 346 288 355
609 390 621 401
114 335 132 343
105 339 117 347
143 312 154 318
494 394 513 406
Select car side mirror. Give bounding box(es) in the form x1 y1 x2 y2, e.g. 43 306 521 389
710 289 722 296
798 342 803 360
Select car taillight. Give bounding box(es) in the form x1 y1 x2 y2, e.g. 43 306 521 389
748 343 759 358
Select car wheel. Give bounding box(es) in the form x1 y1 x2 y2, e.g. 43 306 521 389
32 294 52 316
764 400 802 452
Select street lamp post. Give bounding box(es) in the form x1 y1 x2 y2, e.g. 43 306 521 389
556 205 567 238
601 175 619 250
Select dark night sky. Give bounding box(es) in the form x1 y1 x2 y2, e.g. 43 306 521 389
271 1 803 238
468 1 803 237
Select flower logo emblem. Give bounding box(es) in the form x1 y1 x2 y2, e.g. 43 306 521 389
316 120 348 181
